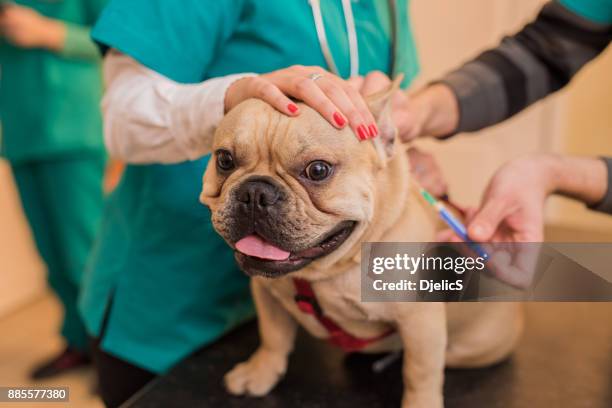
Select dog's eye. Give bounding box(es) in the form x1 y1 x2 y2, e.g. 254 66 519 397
216 149 235 172
304 161 332 181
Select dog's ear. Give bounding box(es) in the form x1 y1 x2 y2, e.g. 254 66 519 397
366 75 403 161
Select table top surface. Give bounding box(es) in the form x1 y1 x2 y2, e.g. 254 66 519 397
125 303 612 408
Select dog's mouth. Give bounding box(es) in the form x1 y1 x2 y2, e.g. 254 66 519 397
233 221 357 278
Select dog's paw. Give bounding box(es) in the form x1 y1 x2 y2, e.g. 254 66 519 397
224 348 287 397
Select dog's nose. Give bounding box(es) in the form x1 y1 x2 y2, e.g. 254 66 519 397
236 178 282 209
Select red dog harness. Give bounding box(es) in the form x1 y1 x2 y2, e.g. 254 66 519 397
293 278 395 352
290 194 459 352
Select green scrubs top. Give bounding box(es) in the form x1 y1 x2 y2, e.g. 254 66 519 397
0 0 106 163
81 0 420 374
561 0 612 24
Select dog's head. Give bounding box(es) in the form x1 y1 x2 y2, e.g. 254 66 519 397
201 79 404 278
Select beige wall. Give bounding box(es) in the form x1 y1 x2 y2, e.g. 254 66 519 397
411 0 612 233
411 0 554 206
550 47 612 231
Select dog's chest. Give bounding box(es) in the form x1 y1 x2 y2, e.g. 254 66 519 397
265 269 393 341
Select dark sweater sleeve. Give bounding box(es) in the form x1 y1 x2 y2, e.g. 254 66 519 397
441 0 612 133
589 157 612 215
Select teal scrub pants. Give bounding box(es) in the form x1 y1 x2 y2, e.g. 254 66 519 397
11 154 106 351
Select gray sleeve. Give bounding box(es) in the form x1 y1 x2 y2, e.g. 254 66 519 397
589 157 612 215
440 1 612 133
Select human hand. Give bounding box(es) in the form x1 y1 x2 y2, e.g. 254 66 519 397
407 147 448 198
0 4 65 50
348 72 460 142
437 154 609 289
467 155 555 244
436 155 555 288
437 209 541 289
439 153 608 243
225 65 377 141
348 71 419 141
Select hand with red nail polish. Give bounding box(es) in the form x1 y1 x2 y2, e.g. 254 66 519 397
288 103 299 114
357 125 369 141
333 112 346 127
368 124 378 138
225 65 376 141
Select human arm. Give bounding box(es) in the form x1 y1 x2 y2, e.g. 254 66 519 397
103 52 378 164
0 3 100 60
397 0 612 140
467 154 611 243
472 155 609 288
95 0 381 163
549 156 611 212
101 51 256 163
435 155 610 288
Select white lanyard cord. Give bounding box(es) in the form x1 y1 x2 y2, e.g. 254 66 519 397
310 0 397 78
310 0 341 75
342 0 360 78
309 0 360 77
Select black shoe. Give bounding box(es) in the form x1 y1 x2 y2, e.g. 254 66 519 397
30 347 91 380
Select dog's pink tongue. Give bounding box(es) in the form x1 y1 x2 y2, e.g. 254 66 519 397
235 235 290 261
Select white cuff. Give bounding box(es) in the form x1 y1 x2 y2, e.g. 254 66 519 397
168 74 257 161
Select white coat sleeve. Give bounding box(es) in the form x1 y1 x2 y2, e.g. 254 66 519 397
101 51 256 163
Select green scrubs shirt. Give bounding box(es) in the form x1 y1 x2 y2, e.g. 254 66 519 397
0 0 106 163
81 0 420 374
560 0 612 24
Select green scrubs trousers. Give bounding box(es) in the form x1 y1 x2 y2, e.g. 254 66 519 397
0 0 107 351
12 154 105 351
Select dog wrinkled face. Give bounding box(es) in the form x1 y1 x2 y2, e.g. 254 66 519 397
201 90 397 278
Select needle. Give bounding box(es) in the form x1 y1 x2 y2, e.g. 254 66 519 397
419 188 490 261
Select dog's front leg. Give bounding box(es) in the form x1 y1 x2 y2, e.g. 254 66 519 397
225 278 297 396
393 303 447 408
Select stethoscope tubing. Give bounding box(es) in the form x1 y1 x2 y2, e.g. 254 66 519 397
309 0 398 77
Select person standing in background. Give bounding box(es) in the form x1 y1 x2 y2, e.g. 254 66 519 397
0 0 107 378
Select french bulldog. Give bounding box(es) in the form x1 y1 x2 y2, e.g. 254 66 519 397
200 80 523 408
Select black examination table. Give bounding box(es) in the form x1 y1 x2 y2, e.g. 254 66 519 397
124 303 611 408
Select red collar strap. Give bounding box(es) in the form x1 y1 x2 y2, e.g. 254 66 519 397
293 278 395 352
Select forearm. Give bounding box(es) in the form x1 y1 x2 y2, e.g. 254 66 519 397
545 155 611 212
438 1 612 134
15 14 98 60
36 17 66 52
408 84 459 138
60 23 99 60
102 52 255 164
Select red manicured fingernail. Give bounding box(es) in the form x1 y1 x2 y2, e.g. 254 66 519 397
357 125 369 141
368 124 378 138
333 112 346 127
288 103 299 114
